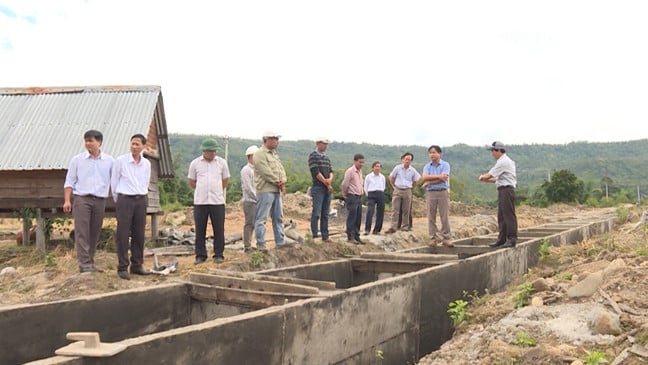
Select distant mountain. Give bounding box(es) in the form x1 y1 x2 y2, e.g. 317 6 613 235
169 134 648 203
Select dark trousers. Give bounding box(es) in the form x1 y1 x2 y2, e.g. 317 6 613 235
365 191 385 233
72 195 106 270
310 184 331 239
115 194 147 271
497 187 518 242
346 195 362 241
194 204 225 259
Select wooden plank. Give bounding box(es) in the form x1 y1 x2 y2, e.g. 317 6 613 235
208 269 336 291
189 283 315 308
350 258 452 274
189 272 319 295
360 252 459 263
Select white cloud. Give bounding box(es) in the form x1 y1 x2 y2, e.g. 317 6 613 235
2 0 648 147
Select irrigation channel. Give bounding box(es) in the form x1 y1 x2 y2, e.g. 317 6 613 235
1 213 614 365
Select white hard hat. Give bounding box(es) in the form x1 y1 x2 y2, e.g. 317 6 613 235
262 130 281 138
245 145 259 156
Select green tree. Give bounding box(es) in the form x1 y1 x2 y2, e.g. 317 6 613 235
543 169 585 204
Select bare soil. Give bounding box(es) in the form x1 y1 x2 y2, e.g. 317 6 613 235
2 194 646 364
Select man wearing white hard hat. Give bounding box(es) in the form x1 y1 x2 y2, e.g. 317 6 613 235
240 145 258 252
253 131 288 250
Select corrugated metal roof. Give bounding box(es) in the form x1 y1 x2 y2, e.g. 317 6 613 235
0 85 173 176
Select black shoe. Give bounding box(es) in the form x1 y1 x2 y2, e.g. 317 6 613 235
214 257 224 263
501 240 517 248
194 257 206 265
130 267 151 275
117 271 130 280
347 239 360 244
488 241 506 248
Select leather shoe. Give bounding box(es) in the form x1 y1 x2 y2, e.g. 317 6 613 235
385 228 396 234
356 238 365 245
130 267 151 275
117 271 130 280
488 241 506 248
194 257 206 265
322 238 333 243
501 240 517 248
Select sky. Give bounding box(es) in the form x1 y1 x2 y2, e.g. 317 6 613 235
2 1 648 148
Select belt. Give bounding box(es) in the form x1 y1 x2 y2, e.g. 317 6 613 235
119 193 147 199
396 187 411 190
497 185 514 191
76 194 105 200
428 189 447 191
348 194 361 197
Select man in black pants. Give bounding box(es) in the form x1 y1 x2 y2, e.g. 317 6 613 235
479 141 518 248
111 134 152 279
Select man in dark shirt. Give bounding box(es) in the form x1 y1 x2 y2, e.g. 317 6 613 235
308 137 333 242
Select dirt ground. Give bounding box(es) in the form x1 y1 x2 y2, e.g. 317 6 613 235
1 194 646 364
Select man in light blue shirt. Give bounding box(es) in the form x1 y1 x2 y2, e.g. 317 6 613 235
63 130 114 273
111 134 151 280
421 145 453 247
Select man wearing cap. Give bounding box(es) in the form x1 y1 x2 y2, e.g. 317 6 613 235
254 131 288 250
479 141 518 248
188 138 230 264
308 137 334 242
240 145 258 253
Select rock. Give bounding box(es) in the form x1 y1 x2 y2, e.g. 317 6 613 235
588 308 622 335
604 258 626 277
530 296 544 306
532 277 552 292
0 267 17 277
566 271 604 298
570 360 584 365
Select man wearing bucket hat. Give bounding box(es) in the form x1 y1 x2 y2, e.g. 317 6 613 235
240 145 259 252
253 131 288 250
188 138 230 264
479 141 518 248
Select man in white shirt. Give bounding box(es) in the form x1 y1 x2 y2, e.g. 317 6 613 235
363 161 386 235
111 134 151 280
188 138 230 264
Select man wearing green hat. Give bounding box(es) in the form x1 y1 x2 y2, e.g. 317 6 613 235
188 138 230 264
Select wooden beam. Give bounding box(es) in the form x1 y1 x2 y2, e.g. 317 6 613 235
189 283 315 308
208 269 336 291
189 272 319 295
350 258 452 274
360 252 459 263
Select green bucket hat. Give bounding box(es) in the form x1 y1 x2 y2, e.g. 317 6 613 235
200 138 219 151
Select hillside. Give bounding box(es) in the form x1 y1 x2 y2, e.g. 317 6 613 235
167 134 648 203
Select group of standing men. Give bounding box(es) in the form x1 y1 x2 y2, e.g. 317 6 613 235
63 131 519 280
325 140 519 249
64 130 151 280
192 130 291 265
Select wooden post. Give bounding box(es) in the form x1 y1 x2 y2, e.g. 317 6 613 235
36 208 46 256
150 214 159 240
21 217 29 246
